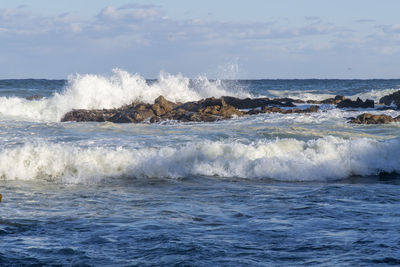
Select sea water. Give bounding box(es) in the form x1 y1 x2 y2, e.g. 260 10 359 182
0 69 400 266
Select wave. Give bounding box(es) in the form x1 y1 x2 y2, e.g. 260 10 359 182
1 136 399 183
267 89 335 101
0 69 250 122
267 88 400 102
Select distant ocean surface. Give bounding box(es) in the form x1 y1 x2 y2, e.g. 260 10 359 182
1 69 400 266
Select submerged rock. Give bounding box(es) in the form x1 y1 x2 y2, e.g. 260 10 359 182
259 105 319 114
336 97 374 108
307 95 346 105
221 96 296 109
349 113 400 124
26 95 44 100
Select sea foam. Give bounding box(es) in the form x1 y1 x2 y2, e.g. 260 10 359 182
0 69 250 122
1 136 399 183
268 88 400 103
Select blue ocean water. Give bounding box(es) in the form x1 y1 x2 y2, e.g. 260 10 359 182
0 71 400 266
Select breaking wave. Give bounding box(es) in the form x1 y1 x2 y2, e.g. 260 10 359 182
1 136 399 183
0 69 250 122
267 88 400 102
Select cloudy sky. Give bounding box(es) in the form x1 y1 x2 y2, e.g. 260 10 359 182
1 0 400 79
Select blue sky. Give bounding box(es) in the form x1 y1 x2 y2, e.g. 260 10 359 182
1 0 400 79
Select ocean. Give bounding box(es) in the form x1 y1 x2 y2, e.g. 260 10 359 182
0 69 400 266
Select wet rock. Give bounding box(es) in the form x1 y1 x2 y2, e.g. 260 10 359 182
133 109 155 122
151 95 176 116
274 97 305 104
307 95 345 105
336 97 374 108
221 96 295 109
261 105 319 114
62 109 107 122
349 113 400 124
108 111 136 123
62 96 318 123
246 109 262 115
322 95 346 104
379 90 400 107
221 96 269 109
26 95 44 100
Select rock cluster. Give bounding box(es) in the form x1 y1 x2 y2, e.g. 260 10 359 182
379 90 400 107
349 113 400 124
336 97 374 108
61 96 320 123
61 92 400 124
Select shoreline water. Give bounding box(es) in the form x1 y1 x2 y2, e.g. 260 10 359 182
1 75 400 265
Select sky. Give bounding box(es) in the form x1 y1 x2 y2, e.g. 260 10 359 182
1 0 400 79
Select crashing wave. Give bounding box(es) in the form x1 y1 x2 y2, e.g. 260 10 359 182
1 136 399 183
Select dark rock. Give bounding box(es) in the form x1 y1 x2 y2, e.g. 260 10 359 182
133 109 155 122
336 97 374 108
274 97 305 104
246 109 262 115
26 95 44 100
261 105 319 114
379 90 400 107
307 95 346 105
62 109 106 122
62 96 317 123
221 96 295 109
322 95 346 104
221 96 268 109
349 113 399 124
108 111 135 123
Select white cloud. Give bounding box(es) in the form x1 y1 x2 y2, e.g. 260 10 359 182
0 5 398 78
97 5 159 21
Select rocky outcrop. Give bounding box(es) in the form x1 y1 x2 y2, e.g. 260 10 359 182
62 96 245 123
61 95 322 123
349 113 400 124
61 93 387 124
336 97 374 108
379 90 400 107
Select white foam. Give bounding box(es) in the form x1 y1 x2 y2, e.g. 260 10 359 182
267 89 335 101
354 88 400 102
1 137 399 183
0 69 250 122
268 88 400 103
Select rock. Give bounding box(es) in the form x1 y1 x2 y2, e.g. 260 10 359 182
305 105 320 113
246 109 262 115
322 95 346 104
349 113 400 124
336 97 374 108
260 105 319 114
274 97 305 104
26 95 44 100
379 90 400 107
108 111 136 123
152 95 175 116
133 109 155 122
221 96 268 109
61 96 316 123
307 95 345 105
62 109 107 122
221 96 295 109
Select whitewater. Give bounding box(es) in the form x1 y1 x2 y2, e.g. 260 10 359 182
1 70 400 266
